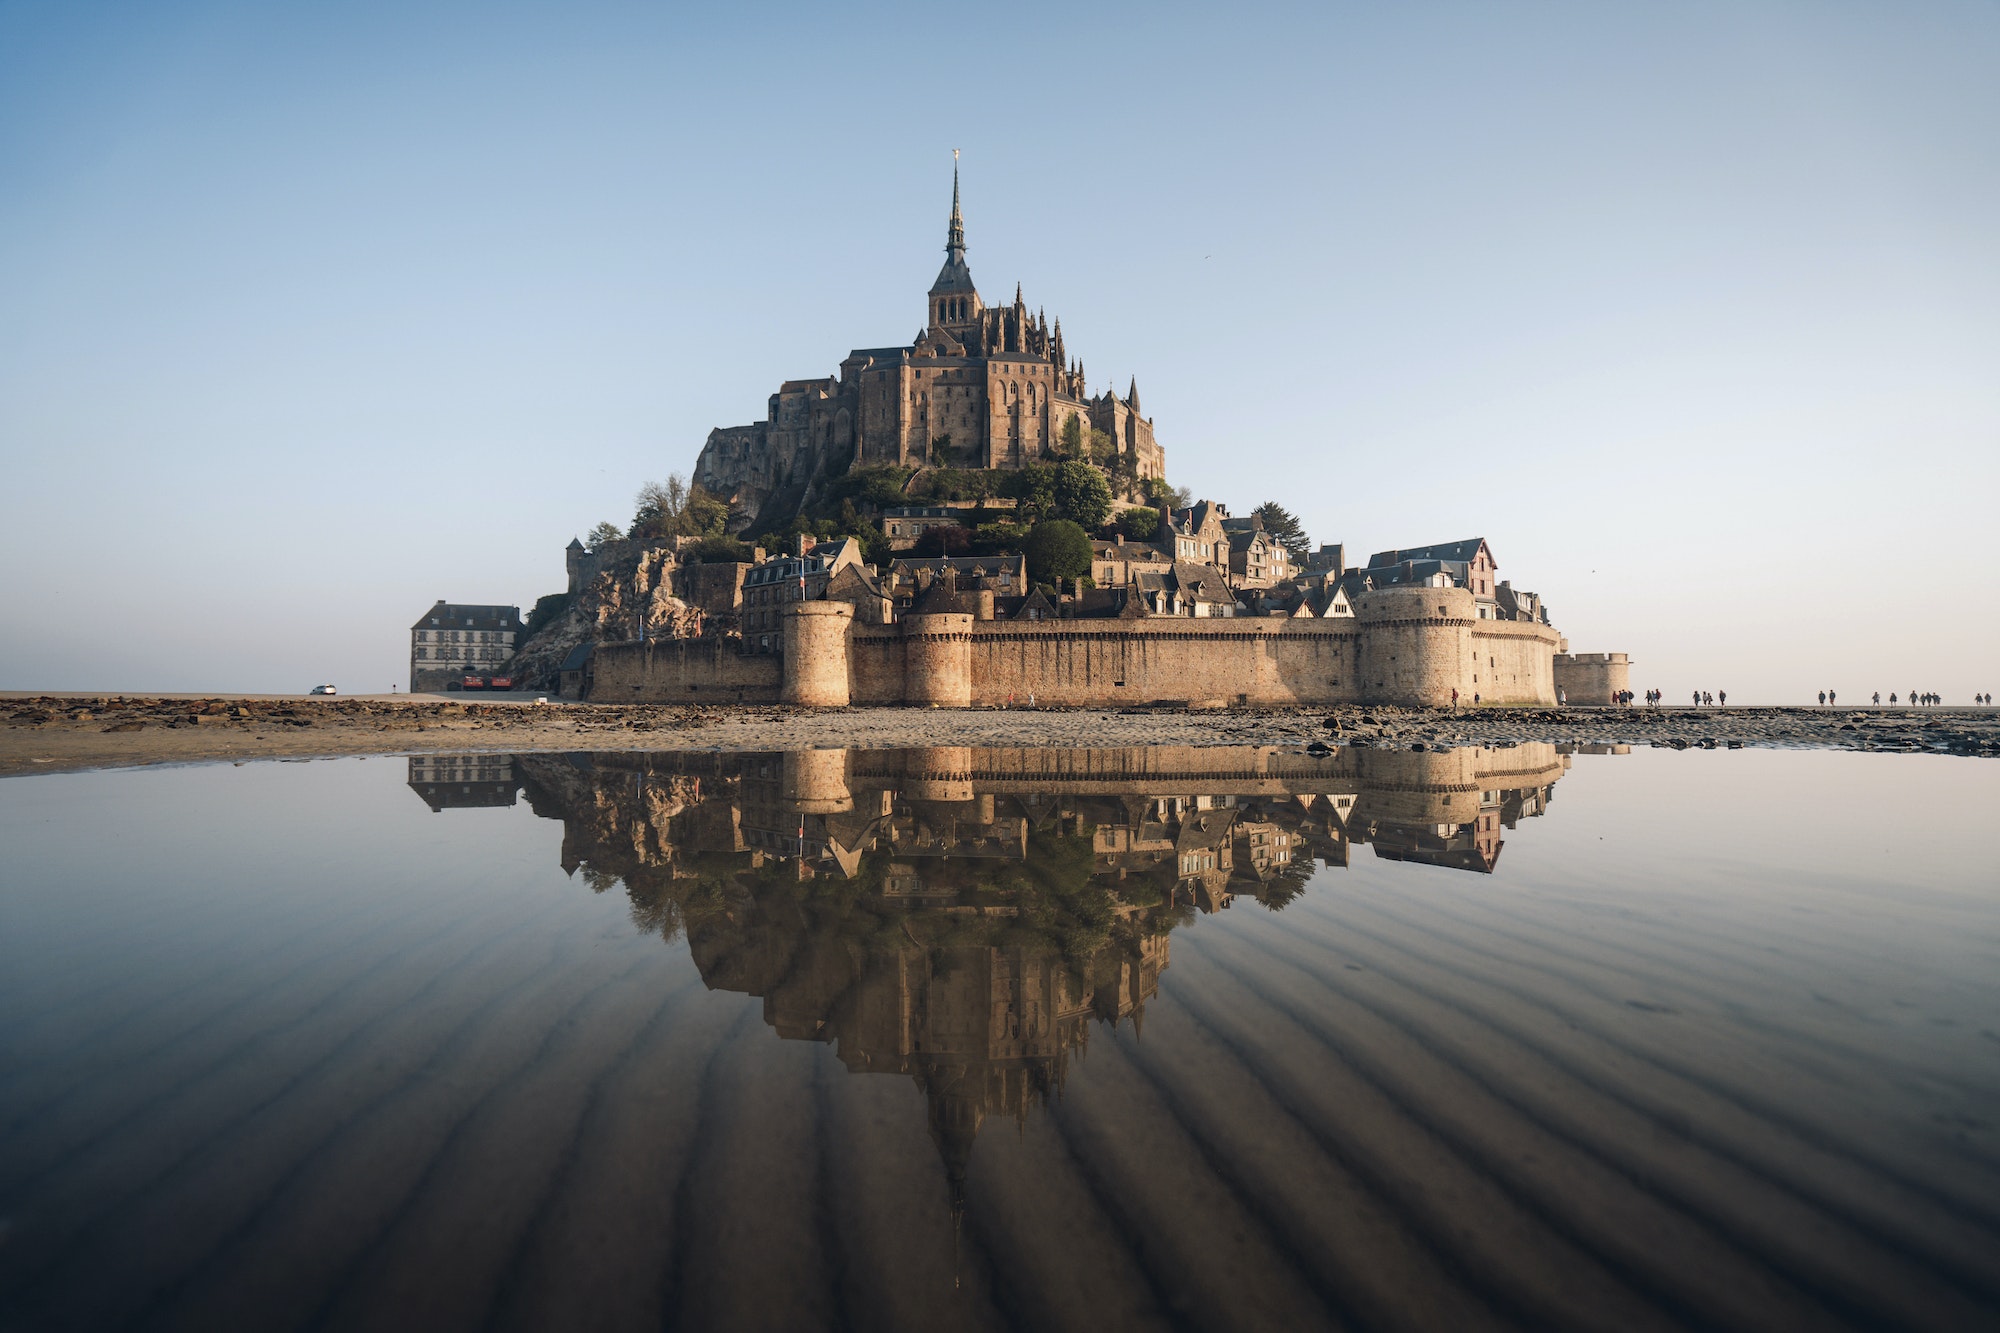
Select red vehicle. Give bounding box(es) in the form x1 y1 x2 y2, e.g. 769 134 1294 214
460 674 487 691
487 674 515 690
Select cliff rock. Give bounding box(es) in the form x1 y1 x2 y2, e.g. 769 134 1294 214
509 539 717 689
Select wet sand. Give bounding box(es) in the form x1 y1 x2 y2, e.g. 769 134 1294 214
2 694 1994 777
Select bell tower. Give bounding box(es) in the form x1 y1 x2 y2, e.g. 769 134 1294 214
928 152 982 335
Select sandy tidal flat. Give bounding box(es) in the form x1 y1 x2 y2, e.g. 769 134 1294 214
3 695 1996 777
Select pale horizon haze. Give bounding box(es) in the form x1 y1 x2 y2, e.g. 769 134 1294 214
3 1 1996 703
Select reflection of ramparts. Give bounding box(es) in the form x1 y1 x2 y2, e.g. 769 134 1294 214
491 744 1565 1193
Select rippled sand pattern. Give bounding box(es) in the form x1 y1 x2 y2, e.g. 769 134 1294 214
0 752 1995 1331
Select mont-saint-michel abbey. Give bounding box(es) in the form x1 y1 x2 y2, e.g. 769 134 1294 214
427 164 1629 709
693 164 1165 527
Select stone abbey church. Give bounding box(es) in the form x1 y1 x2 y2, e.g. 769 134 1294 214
693 166 1167 527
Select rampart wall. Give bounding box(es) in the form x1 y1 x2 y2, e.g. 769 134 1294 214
967 621 1364 706
588 586 1567 708
590 639 781 702
1473 621 1560 706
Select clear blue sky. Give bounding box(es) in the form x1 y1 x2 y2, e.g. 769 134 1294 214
3 1 1995 702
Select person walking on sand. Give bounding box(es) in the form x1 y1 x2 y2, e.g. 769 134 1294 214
1873 691 1880 706
1719 691 1726 707
1818 690 1826 706
1451 687 1459 712
1829 690 1836 707
1693 690 1700 707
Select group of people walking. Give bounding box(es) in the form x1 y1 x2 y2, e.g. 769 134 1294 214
1850 692 1991 707
1687 690 1724 707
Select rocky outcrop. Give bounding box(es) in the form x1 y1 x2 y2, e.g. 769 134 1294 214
509 539 716 689
694 422 832 534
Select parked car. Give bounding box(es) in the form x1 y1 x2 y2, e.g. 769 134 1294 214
308 684 337 696
487 673 515 690
460 674 488 691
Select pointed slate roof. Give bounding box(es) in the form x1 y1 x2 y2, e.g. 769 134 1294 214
930 162 978 296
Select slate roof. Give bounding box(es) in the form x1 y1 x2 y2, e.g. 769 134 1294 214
412 601 523 633
890 553 1026 581
1012 588 1059 621
1171 561 1236 605
844 346 912 367
1365 538 1491 568
911 582 967 615
930 253 977 295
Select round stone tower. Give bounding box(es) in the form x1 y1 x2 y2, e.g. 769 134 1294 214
903 746 974 803
780 602 854 707
903 612 974 707
780 747 853 814
1354 584 1476 707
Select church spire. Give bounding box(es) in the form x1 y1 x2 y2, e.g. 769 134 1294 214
946 152 966 258
1128 377 1141 414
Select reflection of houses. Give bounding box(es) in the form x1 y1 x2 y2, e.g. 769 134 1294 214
406 755 521 811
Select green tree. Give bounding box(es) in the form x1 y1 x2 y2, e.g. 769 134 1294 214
630 473 732 540
852 523 893 567
1088 427 1117 467
820 465 915 511
585 521 624 548
972 520 1030 553
1107 506 1159 542
1142 477 1192 510
1058 412 1085 459
999 463 1058 516
1026 518 1092 587
684 535 753 563
629 475 687 538
1253 501 1311 563
1051 461 1114 529
683 488 731 537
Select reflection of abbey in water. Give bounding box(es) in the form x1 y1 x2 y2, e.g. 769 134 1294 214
407 744 1565 1186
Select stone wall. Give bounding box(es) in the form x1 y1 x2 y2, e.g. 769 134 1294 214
1473 621 1560 706
589 639 781 702
1553 652 1631 706
684 561 753 617
967 621 1361 706
850 629 908 705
